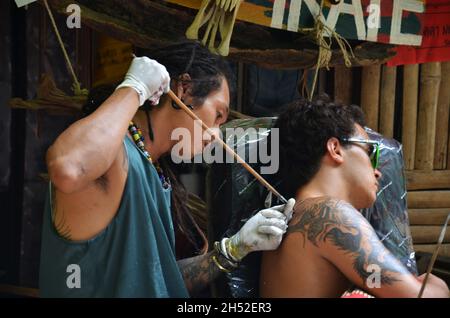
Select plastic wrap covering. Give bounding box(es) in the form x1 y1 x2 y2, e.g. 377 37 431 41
207 119 417 298
207 117 278 298
362 128 417 275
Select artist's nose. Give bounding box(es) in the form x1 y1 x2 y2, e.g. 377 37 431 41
209 127 221 142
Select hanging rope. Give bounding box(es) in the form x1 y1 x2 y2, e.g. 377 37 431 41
301 0 354 101
43 0 88 96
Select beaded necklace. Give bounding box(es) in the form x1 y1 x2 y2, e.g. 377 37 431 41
128 121 170 189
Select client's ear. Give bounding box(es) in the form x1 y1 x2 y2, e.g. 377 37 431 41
326 137 344 165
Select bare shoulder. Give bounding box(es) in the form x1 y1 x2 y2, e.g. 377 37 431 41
288 196 411 288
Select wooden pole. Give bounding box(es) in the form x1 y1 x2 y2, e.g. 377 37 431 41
402 64 419 170
168 90 288 204
318 68 326 95
415 62 441 170
334 66 352 105
434 61 450 169
379 65 397 138
361 65 381 131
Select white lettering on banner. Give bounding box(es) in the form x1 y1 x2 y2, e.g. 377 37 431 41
270 0 424 46
288 0 302 32
338 0 366 40
271 0 286 29
391 0 423 46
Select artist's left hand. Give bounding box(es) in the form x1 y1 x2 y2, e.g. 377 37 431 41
224 198 296 262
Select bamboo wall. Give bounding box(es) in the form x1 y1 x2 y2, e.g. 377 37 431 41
334 62 450 257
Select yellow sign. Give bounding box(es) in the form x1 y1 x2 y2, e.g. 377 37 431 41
93 35 133 87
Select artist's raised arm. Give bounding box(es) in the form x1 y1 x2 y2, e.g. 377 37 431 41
47 88 139 194
47 57 169 194
288 198 449 298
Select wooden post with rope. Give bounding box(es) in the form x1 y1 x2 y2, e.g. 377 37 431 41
42 0 87 96
402 64 419 170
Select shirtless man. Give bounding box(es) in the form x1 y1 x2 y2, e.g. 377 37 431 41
260 97 449 298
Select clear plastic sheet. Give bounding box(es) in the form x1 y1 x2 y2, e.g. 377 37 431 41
207 118 277 298
207 119 417 298
362 128 418 275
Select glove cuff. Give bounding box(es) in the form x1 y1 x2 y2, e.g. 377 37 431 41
116 78 148 106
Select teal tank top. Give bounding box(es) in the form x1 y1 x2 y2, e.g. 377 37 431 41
39 137 189 297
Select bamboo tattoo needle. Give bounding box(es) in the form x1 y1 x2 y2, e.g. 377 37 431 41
168 90 288 204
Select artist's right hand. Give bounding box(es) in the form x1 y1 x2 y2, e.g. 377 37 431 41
116 56 170 106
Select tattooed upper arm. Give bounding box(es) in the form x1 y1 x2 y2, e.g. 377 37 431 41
288 197 421 297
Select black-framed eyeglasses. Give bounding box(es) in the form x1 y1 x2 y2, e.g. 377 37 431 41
342 137 380 169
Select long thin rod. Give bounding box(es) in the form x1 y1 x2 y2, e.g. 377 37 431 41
168 90 288 204
417 213 450 298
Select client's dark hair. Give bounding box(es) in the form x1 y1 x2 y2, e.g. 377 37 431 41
275 95 366 198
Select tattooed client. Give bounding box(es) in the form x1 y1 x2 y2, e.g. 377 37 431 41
260 97 449 298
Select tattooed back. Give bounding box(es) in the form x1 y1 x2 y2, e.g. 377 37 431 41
260 196 354 297
259 196 449 298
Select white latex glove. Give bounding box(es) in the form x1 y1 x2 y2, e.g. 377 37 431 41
225 198 296 262
116 56 170 106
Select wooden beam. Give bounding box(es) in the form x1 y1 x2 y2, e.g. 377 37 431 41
414 244 450 257
415 62 441 170
44 0 394 69
361 65 381 131
408 190 450 208
406 170 450 190
410 225 450 244
434 61 450 169
402 64 419 170
334 66 352 105
409 208 450 225
379 65 397 138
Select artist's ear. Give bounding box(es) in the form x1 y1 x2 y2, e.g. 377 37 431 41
326 137 344 165
174 73 192 99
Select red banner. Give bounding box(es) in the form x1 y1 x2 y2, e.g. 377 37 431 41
388 0 450 66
